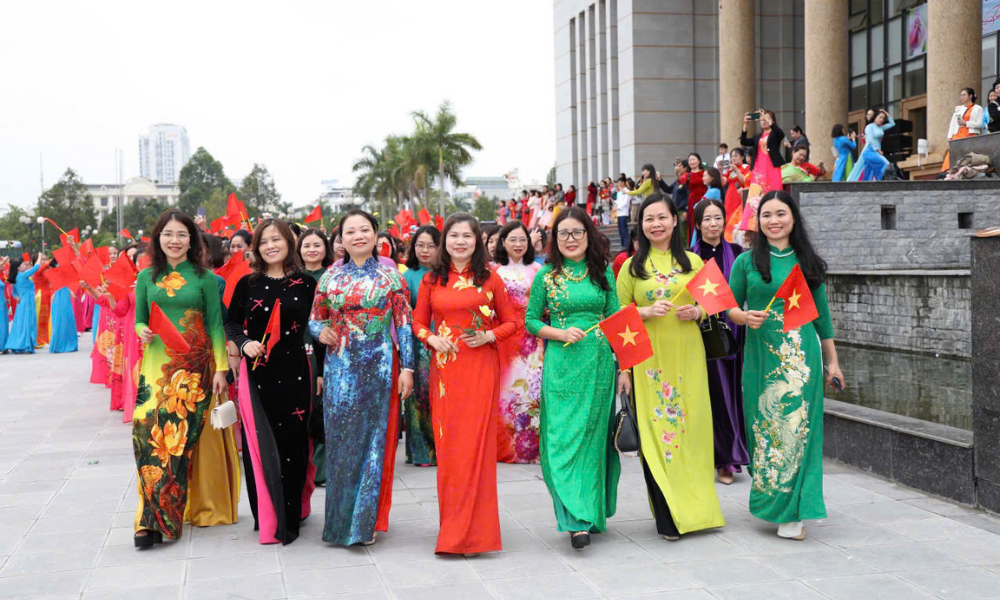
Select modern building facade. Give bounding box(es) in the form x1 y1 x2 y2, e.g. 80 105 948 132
138 123 191 184
553 0 984 185
86 177 179 224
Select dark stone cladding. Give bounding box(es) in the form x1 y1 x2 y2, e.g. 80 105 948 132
971 237 1000 514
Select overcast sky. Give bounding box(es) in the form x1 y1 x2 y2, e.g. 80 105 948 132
0 1 555 209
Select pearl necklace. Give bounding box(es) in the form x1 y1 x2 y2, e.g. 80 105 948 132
562 266 589 282
770 248 794 258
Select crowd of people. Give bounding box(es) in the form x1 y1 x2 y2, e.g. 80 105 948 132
0 154 845 554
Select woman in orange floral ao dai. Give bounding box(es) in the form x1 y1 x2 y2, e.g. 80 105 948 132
131 210 228 549
412 213 521 555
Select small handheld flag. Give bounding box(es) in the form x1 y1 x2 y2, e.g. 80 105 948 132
78 238 95 258
60 228 81 245
45 264 81 295
95 246 111 266
72 255 104 289
685 258 738 316
598 304 654 370
149 302 191 353
304 205 323 224
253 299 282 370
215 251 252 308
21 252 30 264
772 264 819 333
119 228 132 240
418 208 432 226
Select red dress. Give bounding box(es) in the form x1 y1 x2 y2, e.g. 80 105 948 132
681 170 707 218
413 266 520 554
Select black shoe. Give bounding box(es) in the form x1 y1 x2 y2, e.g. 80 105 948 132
134 530 163 549
570 532 591 550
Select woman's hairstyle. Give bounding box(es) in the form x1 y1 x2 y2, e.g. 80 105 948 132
287 222 302 238
232 229 252 247
405 225 441 270
865 107 878 123
629 193 692 280
149 209 206 280
337 209 381 260
962 86 977 103
627 226 638 257
7 258 23 284
549 207 610 291
688 153 703 169
792 144 810 159
201 232 225 269
831 124 845 138
752 190 827 289
249 218 301 281
493 220 536 266
626 178 636 190
430 213 491 287
296 228 332 269
482 223 501 240
730 147 745 159
704 167 722 189
641 163 656 178
531 226 548 256
762 109 777 126
692 198 726 243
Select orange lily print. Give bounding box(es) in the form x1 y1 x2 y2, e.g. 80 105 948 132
149 420 189 466
161 370 205 419
434 321 458 368
156 272 187 297
452 275 480 292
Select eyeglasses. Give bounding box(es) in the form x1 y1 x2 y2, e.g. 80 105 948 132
556 229 586 241
160 232 190 241
506 237 528 244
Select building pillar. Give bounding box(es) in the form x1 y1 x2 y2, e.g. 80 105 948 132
927 0 982 154
804 0 848 174
718 0 756 148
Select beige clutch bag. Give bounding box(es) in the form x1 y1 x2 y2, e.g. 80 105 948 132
211 400 238 430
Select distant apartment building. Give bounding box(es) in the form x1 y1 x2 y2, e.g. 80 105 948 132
138 124 191 184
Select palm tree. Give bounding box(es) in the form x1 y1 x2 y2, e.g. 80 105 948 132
351 143 396 226
412 101 483 216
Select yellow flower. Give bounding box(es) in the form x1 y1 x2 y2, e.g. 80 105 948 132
478 305 493 318
156 272 187 297
162 370 205 419
453 275 476 291
140 465 163 496
486 291 494 301
149 420 188 466
434 321 458 368
439 381 446 397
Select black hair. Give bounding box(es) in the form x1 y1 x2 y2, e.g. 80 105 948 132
704 167 723 190
718 143 729 150
549 207 610 291
338 209 381 260
249 218 301 281
730 147 745 159
626 227 638 257
149 209 206 281
482 223 501 260
201 232 225 269
831 124 845 138
287 222 302 238
629 192 692 279
431 213 491 287
752 190 827 289
405 225 441 270
231 230 252 247
962 87 977 103
7 258 23 284
692 198 726 244
493 220 536 266
297 228 333 269
531 226 548 258
791 125 803 134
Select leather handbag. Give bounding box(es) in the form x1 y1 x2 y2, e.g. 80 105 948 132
612 389 639 456
700 314 738 361
210 395 238 430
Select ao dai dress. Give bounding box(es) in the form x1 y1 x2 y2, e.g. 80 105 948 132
0 277 7 350
401 264 436 466
309 257 414 546
729 248 834 523
617 249 725 536
494 259 544 464
132 261 228 540
525 260 620 533
412 266 520 555
4 263 41 353
48 287 78 353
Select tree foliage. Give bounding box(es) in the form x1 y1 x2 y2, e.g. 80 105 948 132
36 168 97 249
178 147 235 216
473 196 497 223
105 196 170 239
237 164 289 217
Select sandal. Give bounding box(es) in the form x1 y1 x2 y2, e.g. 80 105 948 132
133 529 163 549
570 531 591 549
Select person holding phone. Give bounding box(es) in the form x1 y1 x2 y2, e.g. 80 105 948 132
727 190 843 541
739 108 785 233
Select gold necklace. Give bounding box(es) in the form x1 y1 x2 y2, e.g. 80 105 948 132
562 266 589 282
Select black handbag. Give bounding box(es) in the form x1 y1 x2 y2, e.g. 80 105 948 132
612 390 639 456
700 314 738 361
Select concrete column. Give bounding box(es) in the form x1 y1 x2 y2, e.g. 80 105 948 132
927 0 982 154
718 0 755 148
804 0 848 174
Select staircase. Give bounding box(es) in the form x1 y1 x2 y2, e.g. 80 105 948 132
598 223 625 254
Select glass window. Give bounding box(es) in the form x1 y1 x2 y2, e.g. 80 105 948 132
851 75 869 111
984 34 998 80
870 69 885 107
887 17 902 64
852 31 868 77
871 24 884 69
851 0 868 15
905 57 926 96
870 0 883 24
887 101 901 119
888 65 903 101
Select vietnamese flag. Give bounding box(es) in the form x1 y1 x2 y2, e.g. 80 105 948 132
52 244 76 267
210 215 230 233
95 246 111 266
21 252 31 264
60 228 81 245
388 225 400 238
263 299 281 358
119 228 132 240
149 302 191 353
418 208 432 225
140 236 151 243
303 205 323 224
45 264 81 295
598 303 654 370
434 215 444 231
78 238 95 258
215 251 252 307
105 255 138 300
685 258 738 316
227 193 249 226
774 264 819 333
73 255 104 289
137 253 152 270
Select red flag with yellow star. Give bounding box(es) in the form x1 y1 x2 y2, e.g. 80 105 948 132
775 264 818 333
685 257 738 315
598 303 653 370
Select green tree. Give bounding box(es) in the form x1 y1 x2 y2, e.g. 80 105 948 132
36 168 97 250
237 164 284 217
178 147 234 216
353 142 400 227
546 166 557 188
473 196 496 222
412 101 483 217
105 196 169 240
0 204 41 255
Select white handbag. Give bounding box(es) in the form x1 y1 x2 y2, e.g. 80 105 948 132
211 399 238 430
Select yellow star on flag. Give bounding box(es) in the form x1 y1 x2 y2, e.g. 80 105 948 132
618 325 638 346
698 278 720 296
788 289 802 309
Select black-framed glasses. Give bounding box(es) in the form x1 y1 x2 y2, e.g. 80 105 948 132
556 228 586 241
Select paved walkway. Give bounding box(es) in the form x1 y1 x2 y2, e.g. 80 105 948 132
2 336 1000 600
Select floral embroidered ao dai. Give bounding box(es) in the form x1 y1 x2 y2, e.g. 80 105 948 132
309 257 414 546
494 259 544 464
729 248 834 523
617 249 725 536
526 260 620 533
412 266 519 554
132 261 228 539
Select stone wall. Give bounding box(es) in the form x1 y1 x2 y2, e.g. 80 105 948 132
826 272 971 358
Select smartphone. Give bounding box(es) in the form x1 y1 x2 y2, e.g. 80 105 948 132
748 112 761 120
197 206 206 219
824 366 844 392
